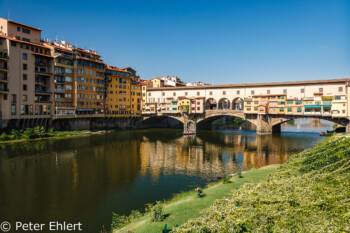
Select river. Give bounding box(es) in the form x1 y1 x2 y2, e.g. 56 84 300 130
0 119 333 232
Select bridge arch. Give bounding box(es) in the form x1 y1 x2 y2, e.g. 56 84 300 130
232 97 244 110
218 98 230 110
206 98 217 110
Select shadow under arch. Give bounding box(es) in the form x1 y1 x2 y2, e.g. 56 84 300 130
141 115 184 129
196 114 256 130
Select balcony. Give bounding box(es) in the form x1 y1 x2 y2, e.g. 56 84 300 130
35 61 49 67
0 87 9 92
54 88 65 93
54 70 65 75
0 76 7 82
0 53 9 60
55 97 66 101
35 99 52 103
54 53 75 60
35 89 51 94
0 65 8 71
35 67 51 75
35 79 47 85
54 79 65 84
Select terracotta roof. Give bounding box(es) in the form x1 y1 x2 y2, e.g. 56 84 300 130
76 56 104 64
32 52 53 58
148 78 350 91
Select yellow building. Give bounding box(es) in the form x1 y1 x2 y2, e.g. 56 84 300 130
178 97 193 113
105 66 134 117
74 47 105 116
130 80 142 117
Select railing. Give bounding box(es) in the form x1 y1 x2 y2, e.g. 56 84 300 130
0 76 7 81
35 89 51 94
35 62 49 67
35 99 52 103
54 89 65 93
54 53 75 60
54 70 65 75
0 53 9 59
0 87 9 92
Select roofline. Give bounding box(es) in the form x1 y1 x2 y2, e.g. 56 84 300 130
148 78 350 91
7 19 42 31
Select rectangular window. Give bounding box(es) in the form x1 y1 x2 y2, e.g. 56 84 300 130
23 84 27 91
267 90 270 94
301 88 304 93
197 92 200 96
17 26 20 32
22 28 30 34
11 41 16 47
11 104 16 115
23 74 27 80
237 90 240 94
65 76 73 82
319 88 323 93
22 53 27 60
65 68 73 74
223 91 226 95
209 91 213 95
185 92 188 96
339 87 343 92
23 64 27 70
22 95 27 101
283 89 287 94
173 92 176 96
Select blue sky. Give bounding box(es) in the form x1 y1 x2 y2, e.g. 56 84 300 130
0 0 349 84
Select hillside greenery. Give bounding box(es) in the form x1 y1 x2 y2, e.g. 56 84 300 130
174 137 350 232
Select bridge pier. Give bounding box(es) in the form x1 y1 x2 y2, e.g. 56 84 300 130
183 118 196 134
256 115 281 134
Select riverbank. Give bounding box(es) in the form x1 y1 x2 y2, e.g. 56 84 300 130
0 126 114 144
114 164 280 233
173 136 350 232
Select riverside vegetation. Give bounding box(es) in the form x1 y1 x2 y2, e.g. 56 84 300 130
174 136 350 232
0 126 90 142
112 136 350 232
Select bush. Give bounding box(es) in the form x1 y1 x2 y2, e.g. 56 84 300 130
151 201 165 222
111 210 143 230
0 132 9 141
222 175 232 184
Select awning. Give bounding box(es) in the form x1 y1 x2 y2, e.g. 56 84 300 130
323 105 331 108
304 105 321 108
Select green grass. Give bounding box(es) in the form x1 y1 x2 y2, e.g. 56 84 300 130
174 136 350 232
115 165 279 233
0 127 91 143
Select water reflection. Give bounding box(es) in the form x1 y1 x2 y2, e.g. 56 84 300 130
0 128 324 232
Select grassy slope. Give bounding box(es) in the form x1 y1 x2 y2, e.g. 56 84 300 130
116 165 279 233
175 137 350 232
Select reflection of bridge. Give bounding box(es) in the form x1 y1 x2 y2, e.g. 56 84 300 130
142 109 350 134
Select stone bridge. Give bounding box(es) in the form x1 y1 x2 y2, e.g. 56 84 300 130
142 110 350 134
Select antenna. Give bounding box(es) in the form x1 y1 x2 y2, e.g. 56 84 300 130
8 10 10 20
55 35 59 42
